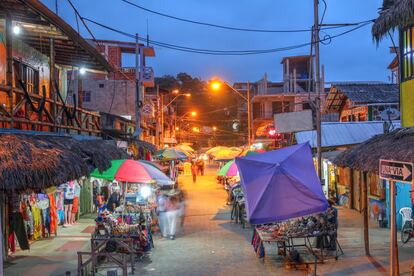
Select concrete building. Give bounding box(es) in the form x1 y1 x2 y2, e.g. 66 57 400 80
68 39 157 145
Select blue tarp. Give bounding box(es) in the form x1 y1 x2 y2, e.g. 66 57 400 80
235 143 328 225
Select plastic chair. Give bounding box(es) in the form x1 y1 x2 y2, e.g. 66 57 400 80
399 207 413 229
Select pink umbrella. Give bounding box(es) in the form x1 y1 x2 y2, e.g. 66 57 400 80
114 159 154 183
226 162 239 177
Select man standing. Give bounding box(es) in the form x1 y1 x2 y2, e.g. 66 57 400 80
107 187 121 212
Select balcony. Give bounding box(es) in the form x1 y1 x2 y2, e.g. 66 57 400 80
0 84 101 135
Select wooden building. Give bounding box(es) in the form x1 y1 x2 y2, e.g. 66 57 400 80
325 83 400 122
0 0 112 135
334 128 414 229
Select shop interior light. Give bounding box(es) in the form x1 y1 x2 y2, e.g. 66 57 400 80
13 25 21 35
79 67 87 75
140 186 152 199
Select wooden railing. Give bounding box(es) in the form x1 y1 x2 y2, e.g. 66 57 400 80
0 84 101 135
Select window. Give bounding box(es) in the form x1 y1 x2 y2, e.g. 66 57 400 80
302 103 312 110
253 102 263 119
99 83 105 88
368 173 384 199
402 26 414 81
272 101 290 114
13 60 39 94
82 91 91 103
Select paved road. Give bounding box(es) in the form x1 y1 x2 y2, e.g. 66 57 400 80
4 164 414 275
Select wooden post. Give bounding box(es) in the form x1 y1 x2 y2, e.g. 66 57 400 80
50 38 57 132
363 171 370 256
5 13 14 129
350 168 355 209
390 180 400 275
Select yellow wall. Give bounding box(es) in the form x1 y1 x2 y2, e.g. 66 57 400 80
401 80 414 127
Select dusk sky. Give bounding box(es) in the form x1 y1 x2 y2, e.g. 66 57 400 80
43 0 393 84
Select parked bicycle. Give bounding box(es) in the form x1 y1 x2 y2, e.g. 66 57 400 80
230 185 247 228
401 219 414 244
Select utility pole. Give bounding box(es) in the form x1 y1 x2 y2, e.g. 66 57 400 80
133 33 142 139
161 94 164 148
156 85 160 148
247 81 251 146
313 0 322 179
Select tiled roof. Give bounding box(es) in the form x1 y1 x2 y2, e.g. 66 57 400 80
332 83 399 104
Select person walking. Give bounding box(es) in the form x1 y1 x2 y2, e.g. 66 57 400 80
166 196 179 240
191 161 197 183
156 191 168 238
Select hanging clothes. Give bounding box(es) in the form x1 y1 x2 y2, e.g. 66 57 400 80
48 193 58 235
31 206 41 240
55 190 64 224
145 150 151 161
9 213 30 250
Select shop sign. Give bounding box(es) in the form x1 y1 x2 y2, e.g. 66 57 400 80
379 159 413 183
183 162 192 176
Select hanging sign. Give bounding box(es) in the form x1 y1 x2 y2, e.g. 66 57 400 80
379 159 413 183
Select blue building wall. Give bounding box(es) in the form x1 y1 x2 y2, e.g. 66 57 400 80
386 181 412 230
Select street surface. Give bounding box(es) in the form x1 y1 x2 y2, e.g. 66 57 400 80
4 165 414 275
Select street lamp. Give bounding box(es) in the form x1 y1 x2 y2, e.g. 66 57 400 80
165 92 191 108
175 111 197 143
210 79 252 145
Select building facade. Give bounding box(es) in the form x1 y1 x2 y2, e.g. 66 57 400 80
324 83 400 122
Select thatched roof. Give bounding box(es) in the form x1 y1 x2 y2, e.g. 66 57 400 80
0 134 127 191
333 127 414 173
372 0 414 42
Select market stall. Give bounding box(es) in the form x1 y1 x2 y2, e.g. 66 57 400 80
236 143 342 269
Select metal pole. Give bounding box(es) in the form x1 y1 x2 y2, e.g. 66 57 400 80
313 0 322 179
156 85 160 148
161 94 164 148
390 180 399 276
133 33 142 139
247 82 251 146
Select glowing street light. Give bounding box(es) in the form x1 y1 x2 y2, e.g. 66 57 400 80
211 81 221 91
209 78 251 145
172 89 179 94
212 126 217 131
191 111 197 117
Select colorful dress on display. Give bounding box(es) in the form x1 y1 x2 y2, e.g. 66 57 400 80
48 193 58 235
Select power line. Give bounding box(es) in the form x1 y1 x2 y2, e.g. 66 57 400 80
82 17 374 56
119 0 366 34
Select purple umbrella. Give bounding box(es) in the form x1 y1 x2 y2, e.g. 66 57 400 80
235 143 328 225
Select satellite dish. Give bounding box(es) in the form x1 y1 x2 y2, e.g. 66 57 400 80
380 107 400 121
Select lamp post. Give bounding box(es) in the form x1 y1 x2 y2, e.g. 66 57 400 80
211 80 251 145
160 90 191 147
175 111 197 143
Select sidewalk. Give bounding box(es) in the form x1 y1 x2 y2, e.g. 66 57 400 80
4 215 96 276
